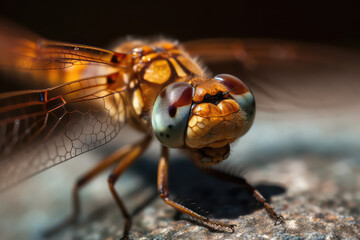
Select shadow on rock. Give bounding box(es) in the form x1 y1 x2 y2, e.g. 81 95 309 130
128 155 286 219
42 154 286 239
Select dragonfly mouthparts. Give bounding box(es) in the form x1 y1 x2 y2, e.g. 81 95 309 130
188 144 231 165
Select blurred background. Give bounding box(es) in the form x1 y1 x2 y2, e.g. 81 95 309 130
1 1 360 47
0 1 360 239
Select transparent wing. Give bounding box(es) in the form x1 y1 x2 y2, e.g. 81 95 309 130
184 39 360 119
0 73 128 191
0 19 128 88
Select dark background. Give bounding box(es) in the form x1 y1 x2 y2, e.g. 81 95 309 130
1 0 359 48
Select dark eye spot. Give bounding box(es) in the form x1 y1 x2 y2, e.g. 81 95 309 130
168 125 173 129
168 105 177 118
166 134 170 138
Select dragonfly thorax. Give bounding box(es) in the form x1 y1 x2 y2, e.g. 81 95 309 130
113 40 204 131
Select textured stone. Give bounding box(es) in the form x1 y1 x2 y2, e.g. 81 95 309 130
0 121 359 240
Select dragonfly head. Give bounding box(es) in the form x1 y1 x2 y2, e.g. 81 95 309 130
152 74 255 165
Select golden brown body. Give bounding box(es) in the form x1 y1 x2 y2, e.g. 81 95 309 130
112 40 203 131
0 22 291 239
109 41 252 165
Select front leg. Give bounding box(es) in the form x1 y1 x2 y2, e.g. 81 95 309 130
157 146 236 232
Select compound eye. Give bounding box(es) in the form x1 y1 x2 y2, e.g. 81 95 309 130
214 74 255 123
152 82 193 148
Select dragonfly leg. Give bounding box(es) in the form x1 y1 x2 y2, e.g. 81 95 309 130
107 135 152 238
43 135 152 238
70 138 150 220
157 146 236 232
198 166 284 224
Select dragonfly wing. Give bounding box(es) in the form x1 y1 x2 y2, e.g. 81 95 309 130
184 39 360 119
0 73 128 191
0 19 128 88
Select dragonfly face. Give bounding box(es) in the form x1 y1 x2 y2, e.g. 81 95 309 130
122 40 254 164
152 74 255 164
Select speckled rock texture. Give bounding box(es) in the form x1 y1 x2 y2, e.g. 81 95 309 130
0 120 359 240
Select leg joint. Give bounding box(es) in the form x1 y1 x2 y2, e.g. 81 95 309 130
158 189 169 199
76 176 87 187
108 173 117 184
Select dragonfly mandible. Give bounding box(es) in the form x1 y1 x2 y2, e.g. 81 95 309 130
1 20 359 238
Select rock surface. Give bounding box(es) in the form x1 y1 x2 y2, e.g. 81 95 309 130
0 121 359 240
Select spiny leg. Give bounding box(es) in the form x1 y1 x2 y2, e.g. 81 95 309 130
157 146 235 232
198 165 284 224
70 141 146 220
108 135 152 238
43 136 152 238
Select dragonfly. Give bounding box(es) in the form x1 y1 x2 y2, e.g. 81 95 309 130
0 20 359 238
